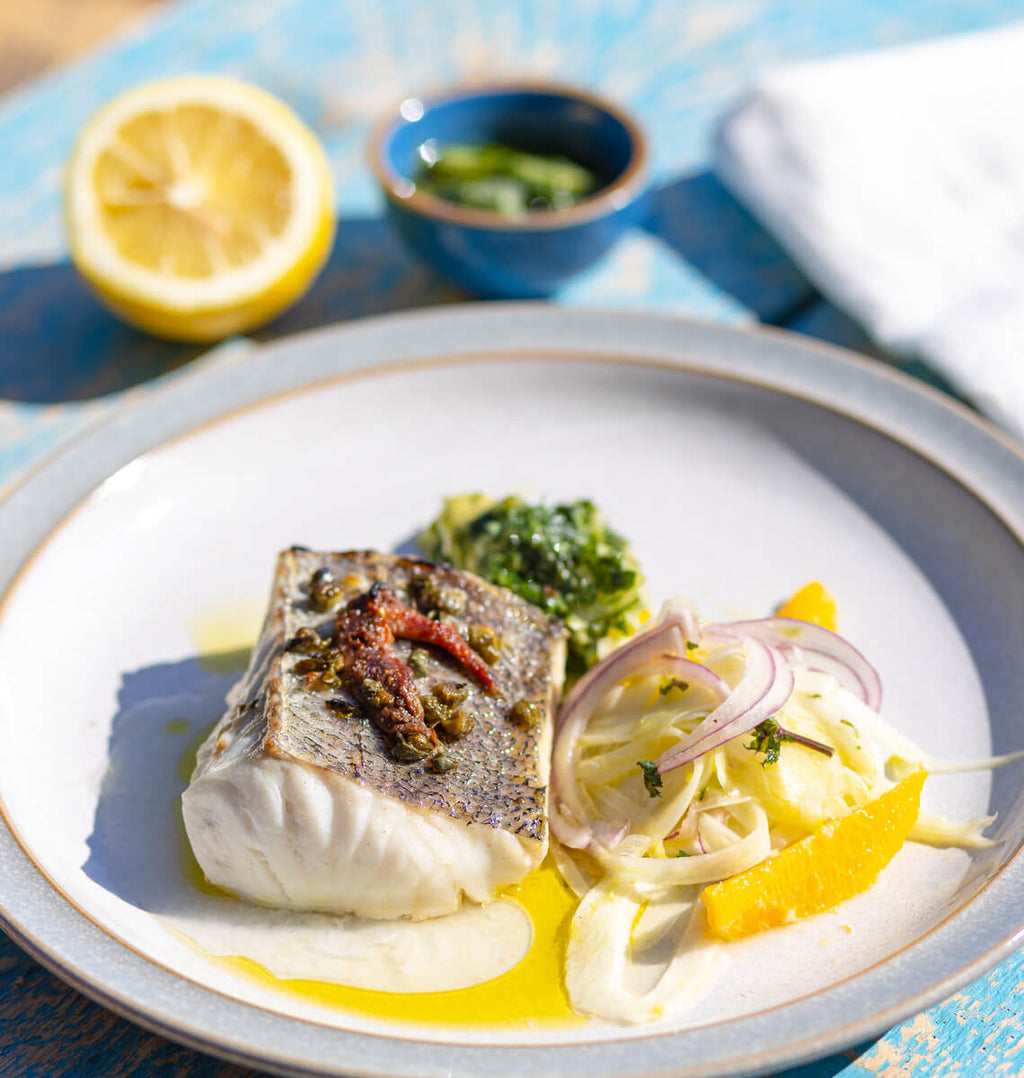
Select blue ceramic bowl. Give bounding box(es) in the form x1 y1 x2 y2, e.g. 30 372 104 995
367 83 648 298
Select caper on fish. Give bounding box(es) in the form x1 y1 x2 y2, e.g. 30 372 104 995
430 751 458 774
393 728 436 761
309 567 345 612
411 568 468 617
408 648 432 676
440 710 475 738
420 681 470 734
293 656 328 675
510 699 544 728
433 681 470 707
326 699 360 719
360 676 392 709
468 623 502 664
286 626 328 653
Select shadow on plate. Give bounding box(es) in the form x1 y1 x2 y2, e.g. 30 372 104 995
82 652 246 914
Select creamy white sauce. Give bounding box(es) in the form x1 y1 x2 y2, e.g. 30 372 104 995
161 892 533 992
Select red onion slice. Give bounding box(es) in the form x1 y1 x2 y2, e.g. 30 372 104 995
550 603 706 849
655 631 794 774
652 653 731 702
591 819 631 849
722 617 882 712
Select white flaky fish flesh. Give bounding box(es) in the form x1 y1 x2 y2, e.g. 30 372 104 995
182 549 565 919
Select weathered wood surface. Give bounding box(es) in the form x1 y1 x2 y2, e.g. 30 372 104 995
1 1 1022 1074
0 0 163 96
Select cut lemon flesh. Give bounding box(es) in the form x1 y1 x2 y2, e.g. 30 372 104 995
66 75 335 341
701 770 925 939
776 580 837 629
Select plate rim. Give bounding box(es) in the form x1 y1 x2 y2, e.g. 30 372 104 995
1 302 1023 1078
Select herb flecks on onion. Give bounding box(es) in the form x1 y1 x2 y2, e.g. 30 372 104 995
550 603 883 852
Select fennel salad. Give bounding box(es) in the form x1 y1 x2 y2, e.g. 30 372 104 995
423 494 1022 1024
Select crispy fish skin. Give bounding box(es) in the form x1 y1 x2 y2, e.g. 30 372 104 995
182 549 566 919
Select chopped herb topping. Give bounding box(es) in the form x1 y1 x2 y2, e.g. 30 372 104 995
638 760 663 798
422 494 644 676
747 718 787 766
675 849 691 858
659 677 690 696
685 640 699 651
746 718 836 767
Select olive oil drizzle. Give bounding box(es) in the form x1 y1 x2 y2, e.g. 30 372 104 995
208 859 582 1027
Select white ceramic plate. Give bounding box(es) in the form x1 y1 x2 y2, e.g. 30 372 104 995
1 305 1023 1077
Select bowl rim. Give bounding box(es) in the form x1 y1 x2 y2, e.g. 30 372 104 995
366 79 649 232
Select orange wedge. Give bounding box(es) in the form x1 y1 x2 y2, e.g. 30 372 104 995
776 581 837 629
702 770 925 939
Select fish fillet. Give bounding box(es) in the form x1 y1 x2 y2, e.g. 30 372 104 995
182 549 566 919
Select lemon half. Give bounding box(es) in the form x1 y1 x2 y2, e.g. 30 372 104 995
66 75 335 342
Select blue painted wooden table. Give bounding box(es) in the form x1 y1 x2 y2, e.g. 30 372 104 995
2 1 1023 1074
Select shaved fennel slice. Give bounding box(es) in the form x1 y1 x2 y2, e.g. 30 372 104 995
644 753 713 840
564 874 719 1024
790 672 883 782
552 603 719 850
595 802 771 886
912 812 998 848
892 752 1015 846
811 673 1024 776
551 837 598 899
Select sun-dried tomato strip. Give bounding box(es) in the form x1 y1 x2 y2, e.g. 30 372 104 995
332 583 497 761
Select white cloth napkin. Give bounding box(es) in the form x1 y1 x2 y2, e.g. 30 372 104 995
714 22 1024 437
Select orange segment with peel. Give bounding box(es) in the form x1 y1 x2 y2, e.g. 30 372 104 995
701 770 925 940
776 581 837 629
